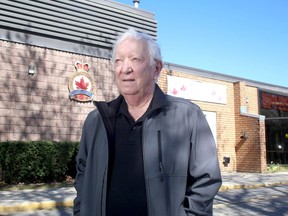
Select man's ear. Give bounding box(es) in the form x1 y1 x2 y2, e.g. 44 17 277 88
155 60 163 77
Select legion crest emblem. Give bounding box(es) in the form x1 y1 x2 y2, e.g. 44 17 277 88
68 61 95 102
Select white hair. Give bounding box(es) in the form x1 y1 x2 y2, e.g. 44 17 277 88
111 28 162 67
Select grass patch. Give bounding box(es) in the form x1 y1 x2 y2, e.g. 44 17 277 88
0 176 74 191
267 164 288 173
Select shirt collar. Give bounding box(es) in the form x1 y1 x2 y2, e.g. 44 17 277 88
117 84 169 119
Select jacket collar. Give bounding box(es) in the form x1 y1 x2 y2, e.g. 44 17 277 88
94 84 169 119
151 84 170 112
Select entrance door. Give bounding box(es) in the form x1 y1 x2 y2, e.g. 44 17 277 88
265 118 288 164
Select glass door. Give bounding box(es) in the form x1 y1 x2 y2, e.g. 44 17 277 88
265 118 288 164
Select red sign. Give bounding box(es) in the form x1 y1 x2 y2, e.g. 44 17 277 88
260 91 288 112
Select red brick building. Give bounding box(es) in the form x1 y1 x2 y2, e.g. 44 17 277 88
1 0 287 173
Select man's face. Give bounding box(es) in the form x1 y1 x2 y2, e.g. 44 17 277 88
114 38 158 97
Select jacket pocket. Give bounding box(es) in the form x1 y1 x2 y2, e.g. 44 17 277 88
147 176 187 216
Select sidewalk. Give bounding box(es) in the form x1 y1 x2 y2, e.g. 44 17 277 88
0 172 287 214
220 171 288 191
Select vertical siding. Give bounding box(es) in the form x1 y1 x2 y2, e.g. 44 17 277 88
0 0 157 57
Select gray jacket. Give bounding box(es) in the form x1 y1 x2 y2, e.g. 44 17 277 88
73 86 222 216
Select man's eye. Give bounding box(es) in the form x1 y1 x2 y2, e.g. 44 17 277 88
132 58 141 62
115 59 123 65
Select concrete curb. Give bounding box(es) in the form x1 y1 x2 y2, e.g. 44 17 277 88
0 200 73 214
0 187 76 214
219 181 288 192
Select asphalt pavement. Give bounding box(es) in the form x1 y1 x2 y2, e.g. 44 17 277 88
0 172 287 214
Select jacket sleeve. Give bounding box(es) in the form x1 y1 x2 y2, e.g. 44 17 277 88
184 108 222 215
73 117 89 216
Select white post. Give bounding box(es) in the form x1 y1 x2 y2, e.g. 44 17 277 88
133 0 140 8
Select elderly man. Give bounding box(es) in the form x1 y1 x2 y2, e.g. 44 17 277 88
73 29 222 216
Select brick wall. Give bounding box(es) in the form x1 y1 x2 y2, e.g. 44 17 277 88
235 114 266 172
0 41 118 141
234 82 266 172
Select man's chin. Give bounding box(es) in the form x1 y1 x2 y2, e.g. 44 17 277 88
121 91 138 96
118 85 137 94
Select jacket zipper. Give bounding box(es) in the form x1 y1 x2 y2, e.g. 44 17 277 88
158 130 171 216
158 130 164 182
101 167 107 216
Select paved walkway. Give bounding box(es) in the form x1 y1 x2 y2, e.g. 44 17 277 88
0 172 287 214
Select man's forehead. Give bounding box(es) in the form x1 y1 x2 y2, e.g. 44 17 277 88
116 39 148 54
119 38 146 47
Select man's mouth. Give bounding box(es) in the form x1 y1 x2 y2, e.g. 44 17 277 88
123 79 135 82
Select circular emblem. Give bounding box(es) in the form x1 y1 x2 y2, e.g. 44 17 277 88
68 62 95 102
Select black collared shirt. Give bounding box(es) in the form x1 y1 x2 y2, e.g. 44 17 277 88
106 100 150 216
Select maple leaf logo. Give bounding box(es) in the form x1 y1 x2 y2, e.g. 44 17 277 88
180 85 186 91
172 88 178 95
75 77 89 90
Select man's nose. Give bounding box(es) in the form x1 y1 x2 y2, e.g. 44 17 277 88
121 59 132 73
